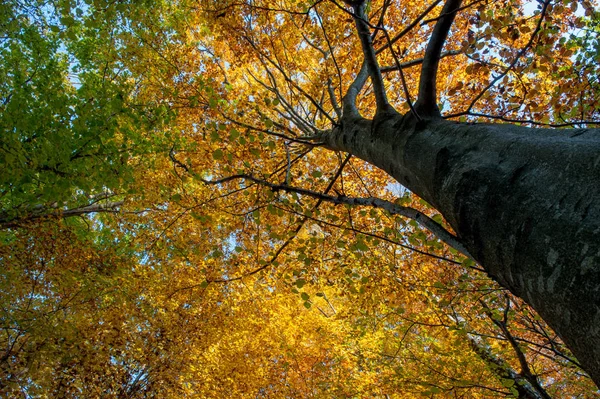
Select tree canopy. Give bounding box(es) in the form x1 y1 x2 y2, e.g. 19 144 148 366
1 0 600 397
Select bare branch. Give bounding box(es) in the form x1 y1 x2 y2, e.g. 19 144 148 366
445 112 600 128
223 112 321 146
327 78 343 119
246 61 319 135
314 9 345 111
278 204 471 267
243 35 337 125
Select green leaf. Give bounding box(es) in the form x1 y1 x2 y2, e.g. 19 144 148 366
250 148 261 157
301 292 309 301
61 16 75 27
212 149 224 160
303 301 311 309
296 279 306 288
355 240 369 252
501 378 515 388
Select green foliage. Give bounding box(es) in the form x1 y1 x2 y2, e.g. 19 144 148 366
0 0 185 222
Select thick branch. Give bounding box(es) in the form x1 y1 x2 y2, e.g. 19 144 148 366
350 2 391 113
416 0 462 116
343 61 368 117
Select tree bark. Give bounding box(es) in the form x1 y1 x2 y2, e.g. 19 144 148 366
324 111 600 385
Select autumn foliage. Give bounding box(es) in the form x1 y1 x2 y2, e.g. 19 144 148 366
1 0 599 397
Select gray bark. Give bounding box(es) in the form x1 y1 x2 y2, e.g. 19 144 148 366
324 110 600 386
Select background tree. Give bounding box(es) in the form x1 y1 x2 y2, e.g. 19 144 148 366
1 0 600 397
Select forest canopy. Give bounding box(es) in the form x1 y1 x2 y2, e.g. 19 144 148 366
1 0 600 397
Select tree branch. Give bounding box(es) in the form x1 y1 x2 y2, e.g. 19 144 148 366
420 0 485 25
314 9 345 114
349 1 391 113
480 299 553 399
277 204 476 267
375 0 443 55
467 334 548 399
343 61 369 117
198 173 474 260
207 156 352 283
0 200 124 229
416 0 462 116
243 35 337 125
445 111 600 128
380 50 460 73
381 26 419 119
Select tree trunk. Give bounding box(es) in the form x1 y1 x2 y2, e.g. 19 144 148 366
325 111 600 385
